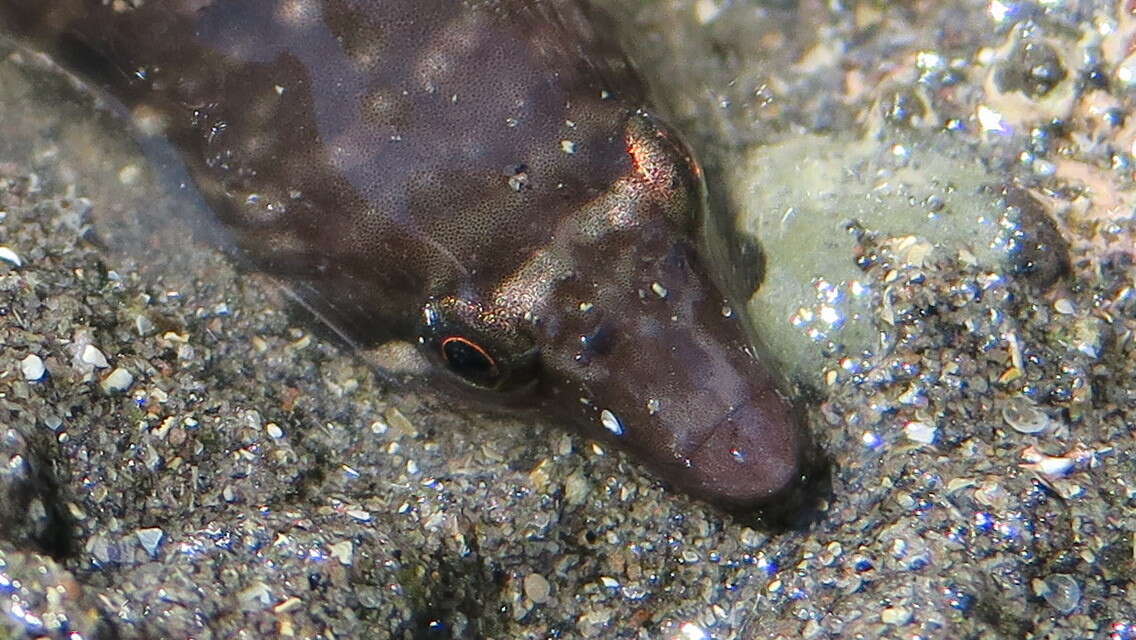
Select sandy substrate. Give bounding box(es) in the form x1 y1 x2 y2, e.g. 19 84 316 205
0 1 1133 639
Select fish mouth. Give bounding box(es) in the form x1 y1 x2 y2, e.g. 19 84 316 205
678 398 803 507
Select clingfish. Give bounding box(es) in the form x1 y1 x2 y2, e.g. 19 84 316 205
1 0 804 508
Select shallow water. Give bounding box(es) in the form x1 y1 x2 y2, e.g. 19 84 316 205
0 1 1133 638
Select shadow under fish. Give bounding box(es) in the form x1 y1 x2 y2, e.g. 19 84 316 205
0 0 812 510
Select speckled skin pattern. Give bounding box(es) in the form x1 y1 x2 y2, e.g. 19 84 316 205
1 0 803 507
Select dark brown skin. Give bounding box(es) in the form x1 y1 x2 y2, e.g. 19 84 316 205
2 0 804 508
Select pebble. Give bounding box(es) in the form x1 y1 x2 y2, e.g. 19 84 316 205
1115 52 1136 89
273 597 303 614
1037 574 1081 614
135 527 164 557
117 164 142 185
880 605 913 625
237 582 274 610
79 344 109 369
383 406 416 436
1002 397 1051 434
1020 446 1075 477
134 315 156 336
904 420 937 444
20 354 45 381
43 414 62 432
524 573 551 604
329 541 353 566
1053 298 1075 314
564 471 590 506
0 4 1127 640
100 367 133 393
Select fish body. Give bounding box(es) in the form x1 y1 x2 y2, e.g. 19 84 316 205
1 0 804 508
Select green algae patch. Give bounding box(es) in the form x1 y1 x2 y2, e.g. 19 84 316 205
729 131 1036 385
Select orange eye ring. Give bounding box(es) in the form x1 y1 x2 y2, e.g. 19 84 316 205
440 335 501 386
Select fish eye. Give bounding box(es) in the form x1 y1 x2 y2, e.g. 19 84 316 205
421 297 540 392
439 336 502 388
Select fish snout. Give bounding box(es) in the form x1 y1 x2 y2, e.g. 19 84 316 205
676 394 803 508
540 288 805 509
575 351 805 509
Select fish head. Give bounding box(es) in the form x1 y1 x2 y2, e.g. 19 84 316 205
414 112 805 509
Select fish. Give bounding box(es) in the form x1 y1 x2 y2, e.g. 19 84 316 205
0 0 806 509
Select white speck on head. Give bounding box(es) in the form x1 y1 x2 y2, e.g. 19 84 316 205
0 246 22 267
646 398 660 415
600 409 624 437
507 168 529 192
651 282 668 298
